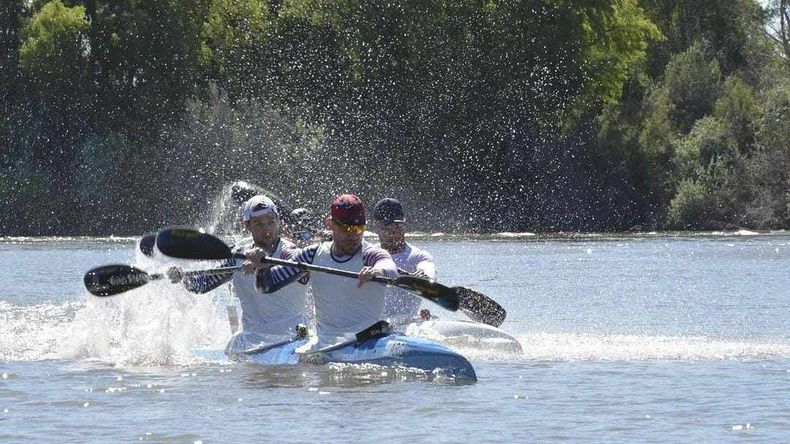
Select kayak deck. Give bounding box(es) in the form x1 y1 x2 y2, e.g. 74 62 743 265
217 333 477 381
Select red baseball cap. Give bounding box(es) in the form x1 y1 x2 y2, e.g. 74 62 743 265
330 194 366 225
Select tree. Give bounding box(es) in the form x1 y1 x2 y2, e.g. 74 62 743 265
763 0 790 64
640 0 765 76
19 0 91 116
86 0 209 132
0 0 25 122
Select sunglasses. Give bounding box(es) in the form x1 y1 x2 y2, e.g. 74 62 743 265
333 221 366 234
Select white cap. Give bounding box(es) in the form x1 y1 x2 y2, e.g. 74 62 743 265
242 195 278 221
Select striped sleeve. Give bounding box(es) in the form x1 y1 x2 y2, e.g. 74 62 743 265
413 248 437 280
182 258 237 294
256 244 318 293
363 246 398 279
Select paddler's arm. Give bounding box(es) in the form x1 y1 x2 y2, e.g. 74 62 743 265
255 244 318 293
358 246 398 287
167 258 237 294
413 250 436 282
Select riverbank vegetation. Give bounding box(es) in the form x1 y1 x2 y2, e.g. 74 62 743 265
1 0 787 234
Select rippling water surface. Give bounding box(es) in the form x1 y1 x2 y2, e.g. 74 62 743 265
1 232 788 442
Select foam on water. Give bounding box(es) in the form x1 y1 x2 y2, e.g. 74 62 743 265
1 285 232 367
515 332 790 361
5 296 789 366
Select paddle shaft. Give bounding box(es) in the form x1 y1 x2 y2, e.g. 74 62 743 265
146 266 242 282
155 228 510 319
262 256 393 285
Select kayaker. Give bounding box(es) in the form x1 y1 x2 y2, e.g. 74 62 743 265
253 194 398 348
166 195 310 354
370 198 437 327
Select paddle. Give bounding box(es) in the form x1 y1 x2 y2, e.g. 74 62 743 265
395 268 506 327
156 228 507 326
83 263 241 297
138 232 156 257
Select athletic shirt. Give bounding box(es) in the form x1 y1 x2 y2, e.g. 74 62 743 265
184 237 309 352
258 240 397 344
382 243 436 323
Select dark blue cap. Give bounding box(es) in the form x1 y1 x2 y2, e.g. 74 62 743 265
372 198 405 225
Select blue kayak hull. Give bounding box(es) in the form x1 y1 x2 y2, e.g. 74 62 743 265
228 334 476 381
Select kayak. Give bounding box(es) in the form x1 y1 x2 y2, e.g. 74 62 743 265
406 319 523 355
195 330 477 381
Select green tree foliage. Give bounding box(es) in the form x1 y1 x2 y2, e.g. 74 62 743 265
742 83 789 227
0 1 25 117
640 0 764 76
763 0 790 64
672 116 729 181
666 178 709 229
201 0 273 100
85 0 210 131
2 0 788 234
712 76 759 153
574 0 661 104
19 0 90 115
257 0 661 229
662 42 722 133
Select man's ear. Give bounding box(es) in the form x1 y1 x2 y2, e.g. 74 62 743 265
324 217 333 229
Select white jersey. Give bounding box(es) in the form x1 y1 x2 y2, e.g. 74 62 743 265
259 240 398 346
183 237 310 353
382 243 436 323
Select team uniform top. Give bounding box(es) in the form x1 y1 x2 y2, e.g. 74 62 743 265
183 237 310 353
382 242 436 324
257 241 398 345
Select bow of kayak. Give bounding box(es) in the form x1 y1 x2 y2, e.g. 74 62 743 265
315 334 476 380
406 319 523 356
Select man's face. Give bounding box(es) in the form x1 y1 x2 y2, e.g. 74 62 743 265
374 222 406 250
245 213 280 248
328 218 364 255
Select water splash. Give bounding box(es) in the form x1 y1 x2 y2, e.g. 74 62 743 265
0 286 231 367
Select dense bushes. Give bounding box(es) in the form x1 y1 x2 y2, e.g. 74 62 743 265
1 0 787 234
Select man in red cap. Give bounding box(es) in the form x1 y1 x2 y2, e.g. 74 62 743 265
253 194 398 347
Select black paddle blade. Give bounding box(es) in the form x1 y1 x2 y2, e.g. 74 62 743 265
138 232 156 257
156 228 232 260
392 276 460 311
456 287 507 327
84 264 151 297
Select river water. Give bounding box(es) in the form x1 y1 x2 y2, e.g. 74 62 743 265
1 232 788 442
